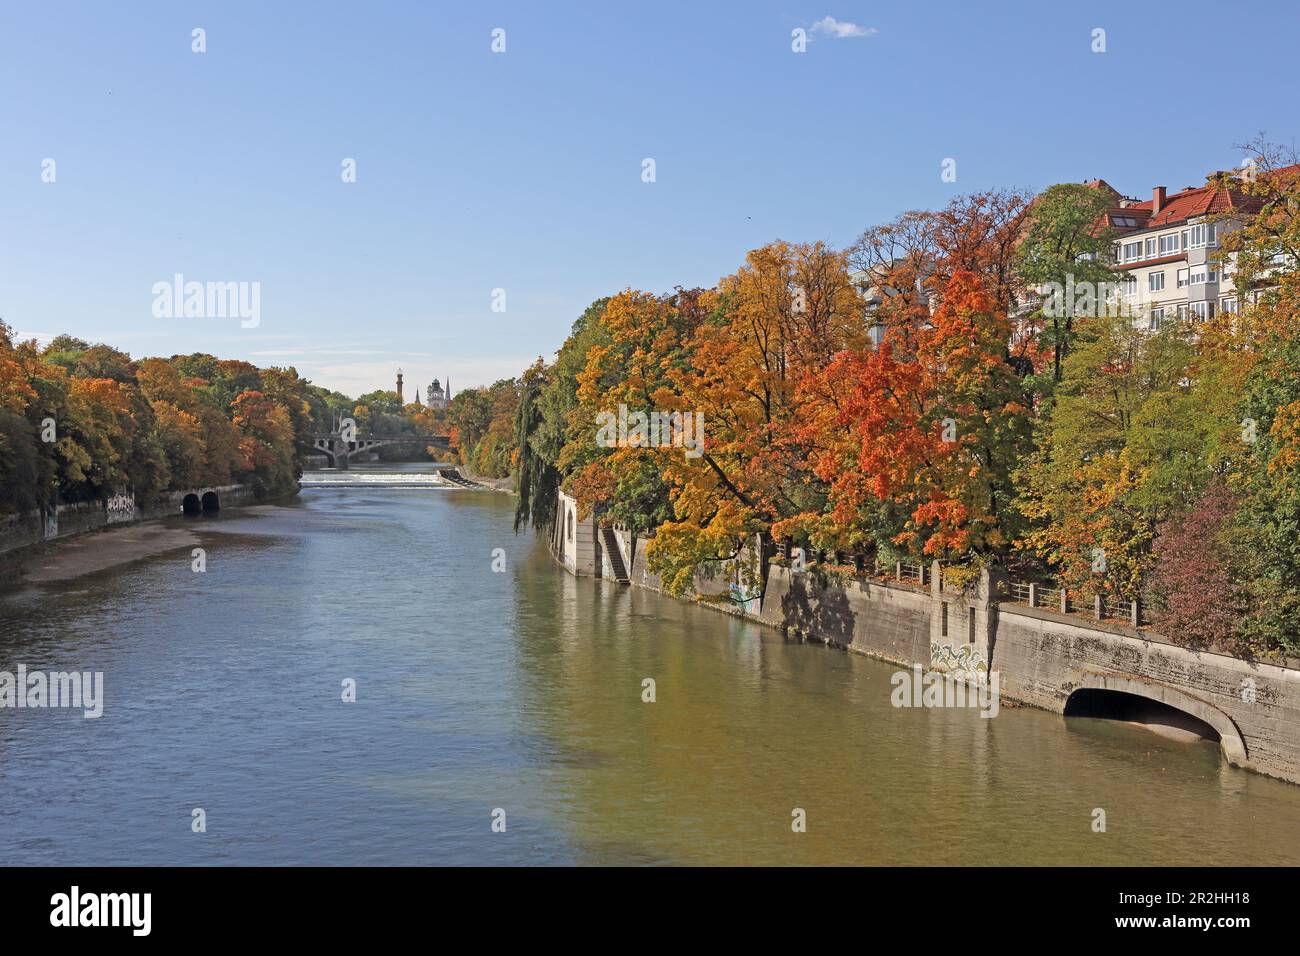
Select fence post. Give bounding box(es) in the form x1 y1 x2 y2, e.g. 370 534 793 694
1130 596 1141 628
1094 594 1105 620
1060 588 1068 613
1028 583 1037 608
895 562 902 582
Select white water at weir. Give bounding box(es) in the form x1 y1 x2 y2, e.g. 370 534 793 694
299 472 453 490
299 461 461 490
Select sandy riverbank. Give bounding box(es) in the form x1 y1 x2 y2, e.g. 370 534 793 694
2 504 289 587
6 523 200 586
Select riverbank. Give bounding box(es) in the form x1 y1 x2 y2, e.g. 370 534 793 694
15 523 200 585
0 484 278 588
455 465 515 493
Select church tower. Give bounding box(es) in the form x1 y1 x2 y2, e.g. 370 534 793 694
427 377 448 410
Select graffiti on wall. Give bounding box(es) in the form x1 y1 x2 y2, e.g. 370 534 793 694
106 494 136 525
930 642 988 684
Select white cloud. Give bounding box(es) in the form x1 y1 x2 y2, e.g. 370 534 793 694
809 16 877 39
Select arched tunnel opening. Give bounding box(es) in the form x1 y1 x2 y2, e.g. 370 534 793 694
1064 689 1220 745
181 493 201 516
201 491 220 514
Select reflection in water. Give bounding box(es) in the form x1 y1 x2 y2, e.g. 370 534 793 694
1 464 1297 865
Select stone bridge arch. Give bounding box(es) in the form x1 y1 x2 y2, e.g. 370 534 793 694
1066 672 1248 767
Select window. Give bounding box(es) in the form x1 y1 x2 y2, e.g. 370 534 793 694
1177 304 1188 320
941 602 949 637
1207 267 1217 283
1158 233 1181 255
1148 271 1165 292
1150 307 1164 330
1123 275 1138 297
1189 223 1209 248
1177 268 1189 288
1189 265 1208 285
1112 215 1138 228
1221 297 1238 314
1182 229 1190 249
1121 240 1142 262
1207 223 1218 246
1145 237 1157 258
1190 301 1215 321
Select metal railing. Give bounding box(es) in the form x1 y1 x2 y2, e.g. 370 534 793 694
1036 586 1063 611
1001 578 1143 625
896 562 924 585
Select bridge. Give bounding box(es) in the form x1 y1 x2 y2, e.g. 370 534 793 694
307 430 450 470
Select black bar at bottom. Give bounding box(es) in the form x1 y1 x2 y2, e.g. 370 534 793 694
0 866 1283 941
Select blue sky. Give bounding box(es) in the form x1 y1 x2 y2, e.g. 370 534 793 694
2 0 1296 398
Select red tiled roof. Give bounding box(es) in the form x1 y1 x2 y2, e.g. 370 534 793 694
1129 182 1243 228
1076 164 1299 241
1104 208 1151 230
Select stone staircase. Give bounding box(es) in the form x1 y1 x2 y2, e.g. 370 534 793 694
601 527 630 584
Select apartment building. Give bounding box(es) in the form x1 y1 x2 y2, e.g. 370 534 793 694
1105 176 1262 327
852 163 1292 342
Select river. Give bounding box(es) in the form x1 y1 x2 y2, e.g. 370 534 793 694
2 463 1299 865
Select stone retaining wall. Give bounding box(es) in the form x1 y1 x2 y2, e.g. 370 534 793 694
0 483 260 558
554 507 1300 785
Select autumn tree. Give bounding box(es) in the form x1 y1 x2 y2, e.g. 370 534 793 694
1015 182 1122 386
1151 479 1248 651
1016 312 1198 597
792 271 1032 566
230 389 296 498
644 242 864 591
514 299 612 533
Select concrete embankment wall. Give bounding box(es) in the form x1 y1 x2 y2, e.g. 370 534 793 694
556 506 1300 785
993 606 1300 784
0 483 260 558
